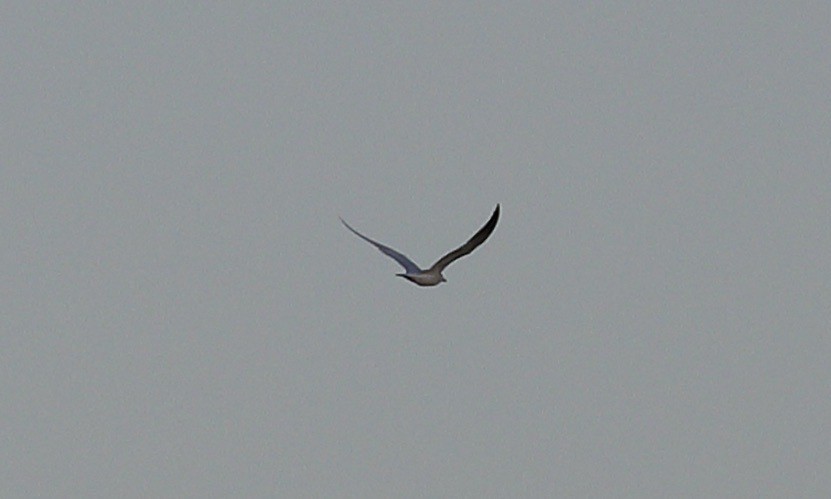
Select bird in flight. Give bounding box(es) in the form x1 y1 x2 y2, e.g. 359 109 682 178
340 204 500 286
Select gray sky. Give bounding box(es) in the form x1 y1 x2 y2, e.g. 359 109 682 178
3 2 830 496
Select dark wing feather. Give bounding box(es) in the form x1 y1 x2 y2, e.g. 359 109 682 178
428 204 499 273
340 218 422 274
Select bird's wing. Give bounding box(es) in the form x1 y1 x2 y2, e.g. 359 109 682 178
428 204 500 273
340 218 422 274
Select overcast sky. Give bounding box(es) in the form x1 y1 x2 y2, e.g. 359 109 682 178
3 2 830 496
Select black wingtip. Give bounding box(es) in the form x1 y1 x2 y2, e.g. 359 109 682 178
473 203 500 240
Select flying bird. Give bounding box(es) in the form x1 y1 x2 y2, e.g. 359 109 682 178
340 204 500 286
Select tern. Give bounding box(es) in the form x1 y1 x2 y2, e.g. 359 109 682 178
340 204 500 286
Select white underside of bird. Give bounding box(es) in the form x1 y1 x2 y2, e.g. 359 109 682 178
340 204 500 287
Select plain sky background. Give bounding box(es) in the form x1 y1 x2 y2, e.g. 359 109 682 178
3 2 830 497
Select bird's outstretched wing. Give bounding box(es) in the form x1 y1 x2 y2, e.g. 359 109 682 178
428 204 500 273
340 218 422 274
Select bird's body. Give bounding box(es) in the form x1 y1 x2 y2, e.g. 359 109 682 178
340 204 500 286
397 269 445 287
